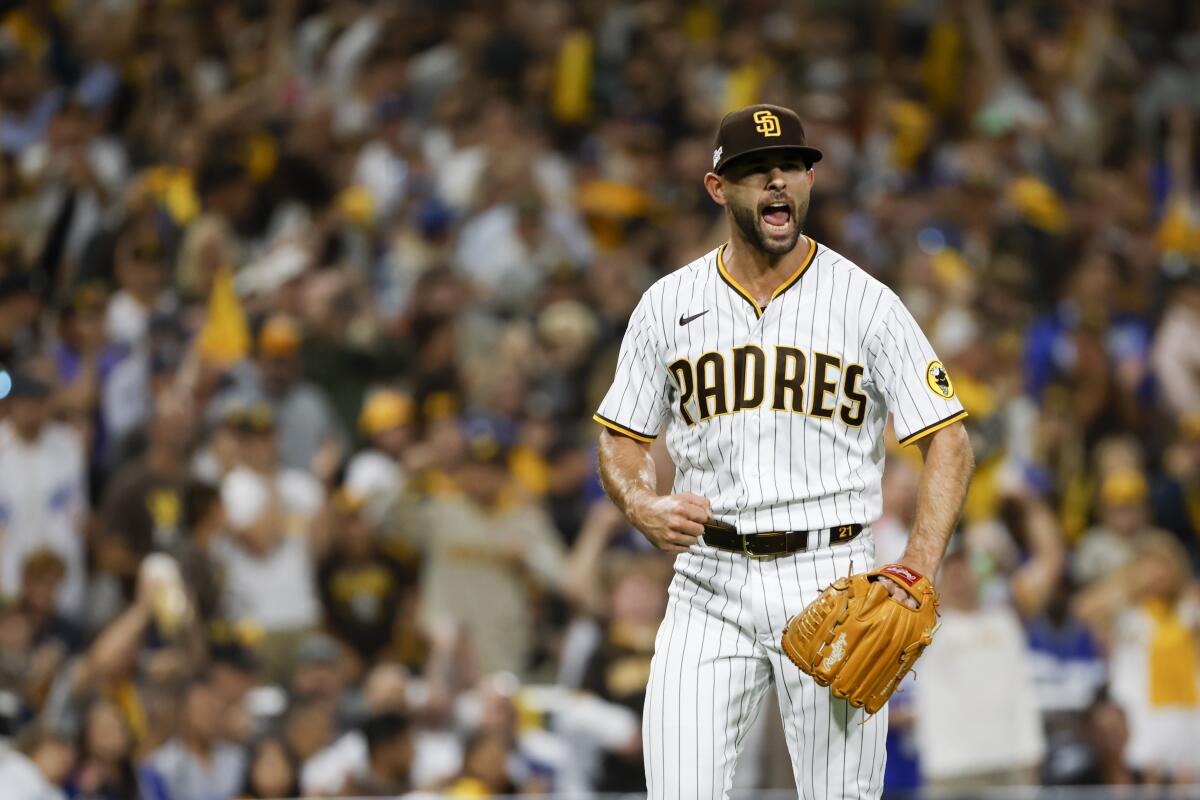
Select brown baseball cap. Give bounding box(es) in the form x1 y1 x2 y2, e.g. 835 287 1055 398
711 104 823 174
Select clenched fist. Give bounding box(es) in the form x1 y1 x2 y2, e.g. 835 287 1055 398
628 492 711 553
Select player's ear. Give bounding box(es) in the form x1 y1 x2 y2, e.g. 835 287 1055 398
703 172 725 206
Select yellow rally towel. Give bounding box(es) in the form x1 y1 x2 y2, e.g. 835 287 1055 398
1156 197 1200 256
552 30 593 124
683 5 718 43
1 9 48 59
509 445 550 496
110 681 148 751
921 20 962 114
724 57 770 114
890 100 933 170
1145 599 1200 707
197 265 250 367
1008 176 1067 234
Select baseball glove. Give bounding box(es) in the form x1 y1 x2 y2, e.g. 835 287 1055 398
780 564 938 714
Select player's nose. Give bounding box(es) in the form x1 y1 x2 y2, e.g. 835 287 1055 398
766 168 787 191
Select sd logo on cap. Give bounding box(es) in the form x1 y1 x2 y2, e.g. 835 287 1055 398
710 104 823 175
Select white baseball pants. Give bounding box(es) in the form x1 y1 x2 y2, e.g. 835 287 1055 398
642 534 887 799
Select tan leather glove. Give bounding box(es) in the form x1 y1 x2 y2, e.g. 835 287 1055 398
781 564 939 714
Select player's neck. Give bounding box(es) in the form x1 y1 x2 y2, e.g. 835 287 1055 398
722 234 811 306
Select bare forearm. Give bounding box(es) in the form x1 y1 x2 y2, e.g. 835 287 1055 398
563 503 622 615
597 430 658 520
901 422 974 576
77 602 152 691
597 429 710 553
1010 495 1065 618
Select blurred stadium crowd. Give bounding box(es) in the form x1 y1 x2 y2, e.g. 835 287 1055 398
0 0 1199 797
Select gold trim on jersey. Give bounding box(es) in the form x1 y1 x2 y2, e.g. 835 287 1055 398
716 237 817 319
768 236 817 301
897 409 968 447
593 414 657 443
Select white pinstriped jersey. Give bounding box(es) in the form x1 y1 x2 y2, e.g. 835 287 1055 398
595 237 966 534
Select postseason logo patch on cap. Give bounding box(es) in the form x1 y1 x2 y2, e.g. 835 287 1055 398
712 146 723 168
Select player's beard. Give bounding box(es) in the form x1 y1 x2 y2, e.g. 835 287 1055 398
730 196 808 257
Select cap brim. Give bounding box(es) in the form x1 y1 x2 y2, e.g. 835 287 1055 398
715 145 823 174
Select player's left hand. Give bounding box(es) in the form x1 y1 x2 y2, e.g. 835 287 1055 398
877 576 920 610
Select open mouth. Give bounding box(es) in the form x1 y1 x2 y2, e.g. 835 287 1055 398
761 203 792 233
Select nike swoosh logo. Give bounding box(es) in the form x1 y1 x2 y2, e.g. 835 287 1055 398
679 310 709 326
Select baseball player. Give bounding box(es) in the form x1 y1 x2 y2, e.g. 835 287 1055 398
594 104 975 798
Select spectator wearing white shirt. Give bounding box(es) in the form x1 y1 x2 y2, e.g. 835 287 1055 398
1151 266 1200 418
0 373 88 618
343 387 416 527
207 402 325 682
17 101 127 272
453 187 593 311
913 548 1046 789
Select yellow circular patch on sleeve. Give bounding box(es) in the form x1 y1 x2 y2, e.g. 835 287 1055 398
926 360 954 398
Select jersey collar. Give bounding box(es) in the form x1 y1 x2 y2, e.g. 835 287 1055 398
716 236 817 319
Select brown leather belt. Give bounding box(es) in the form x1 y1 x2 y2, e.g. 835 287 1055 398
702 519 864 558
